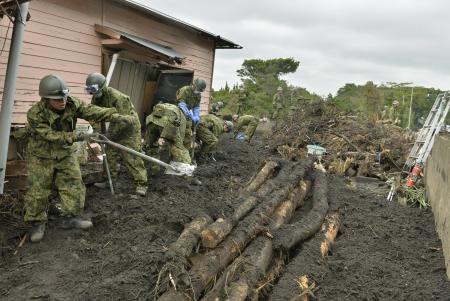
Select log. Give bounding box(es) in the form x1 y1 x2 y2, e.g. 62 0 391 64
271 180 311 230
167 214 213 258
201 161 279 249
201 196 257 249
273 170 328 251
245 160 279 193
224 237 273 301
320 210 341 257
202 237 272 301
158 159 313 301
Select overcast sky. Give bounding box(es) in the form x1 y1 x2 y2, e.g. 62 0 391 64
137 0 450 96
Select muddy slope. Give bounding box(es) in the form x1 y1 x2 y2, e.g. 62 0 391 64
268 175 450 301
0 133 269 301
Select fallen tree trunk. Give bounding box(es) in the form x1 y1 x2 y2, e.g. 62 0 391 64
320 210 341 257
244 160 279 193
202 161 279 249
167 214 213 258
273 170 328 251
157 159 313 301
201 196 257 249
271 180 311 230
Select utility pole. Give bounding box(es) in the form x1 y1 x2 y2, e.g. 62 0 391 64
407 86 414 129
0 2 30 194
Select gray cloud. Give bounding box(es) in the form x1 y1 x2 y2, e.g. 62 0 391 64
138 0 450 95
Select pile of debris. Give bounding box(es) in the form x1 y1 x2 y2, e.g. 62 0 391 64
270 102 414 180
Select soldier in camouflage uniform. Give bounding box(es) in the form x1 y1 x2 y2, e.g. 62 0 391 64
176 78 206 150
272 86 284 120
236 88 246 115
25 74 130 242
196 115 233 158
85 73 148 196
232 114 259 142
145 102 191 164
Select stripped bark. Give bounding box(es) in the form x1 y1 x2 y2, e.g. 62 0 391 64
320 210 341 257
244 160 279 193
168 214 213 258
273 170 328 251
271 180 311 230
202 161 279 249
201 197 257 249
157 159 313 301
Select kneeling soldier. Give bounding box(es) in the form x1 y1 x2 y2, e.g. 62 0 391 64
196 115 233 159
232 114 259 142
145 103 191 164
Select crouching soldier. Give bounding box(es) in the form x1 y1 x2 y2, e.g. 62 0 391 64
85 73 148 196
25 74 131 242
232 114 259 142
145 103 191 165
196 115 234 160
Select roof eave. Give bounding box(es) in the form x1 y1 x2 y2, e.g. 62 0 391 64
113 0 242 50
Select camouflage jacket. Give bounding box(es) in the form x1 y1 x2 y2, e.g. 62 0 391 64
199 115 225 137
235 115 258 133
27 97 117 160
272 92 284 109
176 85 201 109
92 86 141 138
146 103 186 141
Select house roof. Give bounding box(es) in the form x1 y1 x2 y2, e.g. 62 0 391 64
113 0 242 50
0 0 30 19
95 24 185 64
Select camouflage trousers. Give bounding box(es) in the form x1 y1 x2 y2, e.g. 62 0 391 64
196 124 218 155
106 133 148 187
184 118 193 151
24 154 85 223
146 123 191 164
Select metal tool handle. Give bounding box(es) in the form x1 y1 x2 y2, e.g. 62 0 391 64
91 134 178 172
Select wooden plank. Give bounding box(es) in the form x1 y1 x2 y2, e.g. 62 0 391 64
0 65 94 83
30 0 102 28
0 54 99 74
22 31 101 56
94 24 121 39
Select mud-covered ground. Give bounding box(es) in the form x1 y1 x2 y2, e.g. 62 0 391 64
1 125 449 301
268 175 450 301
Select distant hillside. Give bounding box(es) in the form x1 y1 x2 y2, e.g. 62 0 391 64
331 82 446 129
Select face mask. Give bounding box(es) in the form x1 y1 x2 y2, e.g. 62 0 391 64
94 91 103 98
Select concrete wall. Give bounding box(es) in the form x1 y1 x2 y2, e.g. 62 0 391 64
425 133 450 279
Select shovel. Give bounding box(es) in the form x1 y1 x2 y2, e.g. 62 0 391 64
90 134 196 177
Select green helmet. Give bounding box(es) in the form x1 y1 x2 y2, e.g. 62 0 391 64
193 78 206 92
85 73 106 95
224 120 234 132
39 74 69 99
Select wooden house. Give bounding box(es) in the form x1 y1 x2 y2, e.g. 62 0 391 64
0 0 241 125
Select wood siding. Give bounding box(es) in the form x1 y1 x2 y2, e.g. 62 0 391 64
0 0 215 124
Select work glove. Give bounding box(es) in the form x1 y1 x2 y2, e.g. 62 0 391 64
235 132 245 142
178 101 193 120
192 106 201 125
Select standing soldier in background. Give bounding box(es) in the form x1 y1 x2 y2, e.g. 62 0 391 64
196 115 233 160
25 74 130 242
85 73 148 196
176 78 206 150
272 86 284 120
232 114 259 142
236 88 247 115
145 102 191 164
388 100 400 125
